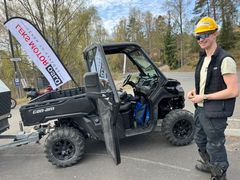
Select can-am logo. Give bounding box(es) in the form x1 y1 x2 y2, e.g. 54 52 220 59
33 107 55 114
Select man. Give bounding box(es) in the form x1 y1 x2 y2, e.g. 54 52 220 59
187 17 239 180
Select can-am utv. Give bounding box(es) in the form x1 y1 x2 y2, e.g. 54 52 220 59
20 42 195 167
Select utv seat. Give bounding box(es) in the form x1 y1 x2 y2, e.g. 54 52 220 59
119 91 136 112
84 72 134 113
119 102 132 112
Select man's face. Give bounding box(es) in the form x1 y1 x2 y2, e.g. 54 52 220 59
195 32 216 49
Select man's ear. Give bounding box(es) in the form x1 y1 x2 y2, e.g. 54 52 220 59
215 31 220 37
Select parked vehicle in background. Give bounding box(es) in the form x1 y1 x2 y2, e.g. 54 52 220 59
0 80 11 134
23 86 53 100
0 80 41 151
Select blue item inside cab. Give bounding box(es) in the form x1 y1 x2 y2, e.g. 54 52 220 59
134 101 150 126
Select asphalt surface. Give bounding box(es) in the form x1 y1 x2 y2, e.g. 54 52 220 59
0 72 239 180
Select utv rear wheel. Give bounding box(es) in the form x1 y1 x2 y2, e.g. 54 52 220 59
162 109 195 146
44 127 85 167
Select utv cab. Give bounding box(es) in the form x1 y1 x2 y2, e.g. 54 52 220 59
83 42 194 164
19 42 194 167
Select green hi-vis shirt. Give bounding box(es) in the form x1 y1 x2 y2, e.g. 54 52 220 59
198 56 237 107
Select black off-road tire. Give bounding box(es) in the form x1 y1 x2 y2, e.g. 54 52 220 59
44 127 85 167
162 109 195 146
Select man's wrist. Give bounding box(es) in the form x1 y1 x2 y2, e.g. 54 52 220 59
203 94 208 100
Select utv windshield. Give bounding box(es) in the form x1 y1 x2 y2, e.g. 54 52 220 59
128 49 157 77
84 42 167 89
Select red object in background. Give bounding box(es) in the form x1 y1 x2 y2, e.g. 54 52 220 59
38 85 53 96
24 85 54 100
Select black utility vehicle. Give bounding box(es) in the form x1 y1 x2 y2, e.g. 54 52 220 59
0 80 11 134
20 42 195 167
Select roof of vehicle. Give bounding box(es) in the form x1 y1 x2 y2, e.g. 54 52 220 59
84 42 142 55
102 42 141 54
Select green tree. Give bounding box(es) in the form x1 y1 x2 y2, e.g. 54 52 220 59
218 0 237 49
151 15 168 65
0 50 14 89
164 0 191 66
1 0 100 87
113 18 128 42
126 8 144 44
193 0 212 17
143 11 154 54
164 13 178 69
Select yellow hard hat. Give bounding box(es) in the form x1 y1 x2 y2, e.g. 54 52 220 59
194 17 218 34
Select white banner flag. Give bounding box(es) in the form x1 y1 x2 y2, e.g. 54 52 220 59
4 17 72 90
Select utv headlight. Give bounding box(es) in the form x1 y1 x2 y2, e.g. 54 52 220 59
176 85 184 93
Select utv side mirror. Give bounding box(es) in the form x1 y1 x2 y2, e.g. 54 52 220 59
84 72 101 98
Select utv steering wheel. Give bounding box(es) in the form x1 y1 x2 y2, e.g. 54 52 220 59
122 74 132 87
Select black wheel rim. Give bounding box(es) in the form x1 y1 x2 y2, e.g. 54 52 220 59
52 139 75 160
172 119 192 139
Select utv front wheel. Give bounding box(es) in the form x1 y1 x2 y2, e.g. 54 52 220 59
162 109 195 146
44 127 85 167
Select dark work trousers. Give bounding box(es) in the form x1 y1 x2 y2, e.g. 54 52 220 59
194 107 229 171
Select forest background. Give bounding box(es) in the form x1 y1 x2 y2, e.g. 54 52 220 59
0 0 239 98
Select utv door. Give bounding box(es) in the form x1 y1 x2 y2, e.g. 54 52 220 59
84 44 121 165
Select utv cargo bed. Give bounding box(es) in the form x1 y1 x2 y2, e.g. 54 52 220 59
20 87 96 126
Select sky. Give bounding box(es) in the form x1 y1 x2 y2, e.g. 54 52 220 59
88 0 167 34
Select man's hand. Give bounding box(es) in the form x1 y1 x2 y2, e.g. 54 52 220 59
190 94 204 104
187 89 196 99
187 89 205 103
